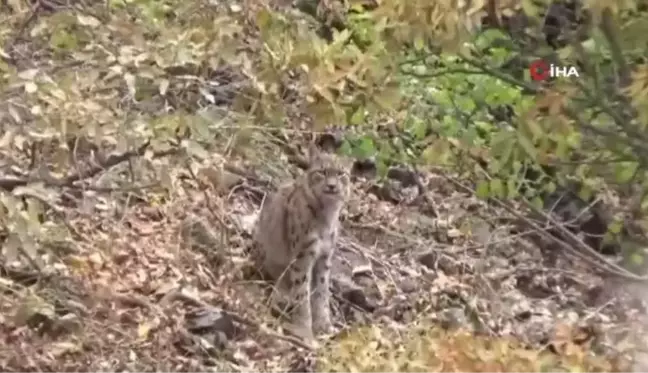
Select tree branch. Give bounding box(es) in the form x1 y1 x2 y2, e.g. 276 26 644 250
0 140 179 192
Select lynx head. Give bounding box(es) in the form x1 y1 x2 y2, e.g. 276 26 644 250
305 144 350 208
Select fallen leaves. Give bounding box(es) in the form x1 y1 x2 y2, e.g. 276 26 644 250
318 323 622 372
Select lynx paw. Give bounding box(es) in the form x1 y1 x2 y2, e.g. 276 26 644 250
313 317 334 335
285 321 315 342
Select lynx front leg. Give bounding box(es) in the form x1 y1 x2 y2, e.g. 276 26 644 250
311 251 334 334
284 240 318 341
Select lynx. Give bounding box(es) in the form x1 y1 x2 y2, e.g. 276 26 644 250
252 145 350 342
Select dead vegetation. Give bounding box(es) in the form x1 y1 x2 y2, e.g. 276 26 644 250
0 138 646 371
1 0 648 371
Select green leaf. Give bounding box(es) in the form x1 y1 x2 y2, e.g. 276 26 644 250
578 185 593 202
414 35 425 51
356 136 375 158
531 196 544 210
490 130 514 153
190 117 211 141
474 29 509 50
614 162 638 183
521 0 541 18
350 107 366 126
456 96 476 112
516 132 537 161
492 135 514 168
421 140 450 165
50 29 79 51
490 179 504 199
629 252 644 266
475 180 490 199
183 139 210 160
411 118 427 140
607 219 624 235
376 158 388 178
506 177 519 199
339 140 353 156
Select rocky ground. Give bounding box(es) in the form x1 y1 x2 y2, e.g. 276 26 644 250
1 142 647 371
0 0 646 370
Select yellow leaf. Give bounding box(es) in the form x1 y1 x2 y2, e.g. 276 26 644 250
137 317 160 340
312 84 336 104
66 255 89 271
124 73 136 97
138 322 152 339
77 14 101 27
24 81 38 93
17 68 39 80
158 79 169 96
521 0 540 17
49 341 82 357
50 88 68 101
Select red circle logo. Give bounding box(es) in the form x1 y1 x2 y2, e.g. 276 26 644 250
529 60 549 81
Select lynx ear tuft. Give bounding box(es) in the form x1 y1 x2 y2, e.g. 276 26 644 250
307 143 323 167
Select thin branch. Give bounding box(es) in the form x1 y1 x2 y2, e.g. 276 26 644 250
458 54 541 94
399 68 487 79
599 7 632 87
446 175 648 282
0 140 178 192
160 289 316 351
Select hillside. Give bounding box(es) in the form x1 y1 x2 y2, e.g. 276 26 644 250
1 0 648 371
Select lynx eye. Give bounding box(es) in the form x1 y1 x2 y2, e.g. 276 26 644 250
311 170 325 180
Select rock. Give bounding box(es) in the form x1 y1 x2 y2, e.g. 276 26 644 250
437 255 466 275
289 353 316 372
316 131 344 152
332 275 377 312
351 264 373 278
197 165 243 193
399 278 419 293
418 251 437 269
185 306 238 348
351 158 377 180
418 251 468 275
439 307 467 330
180 216 225 268
386 166 419 188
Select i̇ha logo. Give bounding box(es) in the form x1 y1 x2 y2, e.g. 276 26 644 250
529 59 580 81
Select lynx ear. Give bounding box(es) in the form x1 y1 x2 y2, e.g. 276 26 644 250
307 143 323 167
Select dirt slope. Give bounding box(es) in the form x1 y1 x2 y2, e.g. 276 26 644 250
1 147 645 371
